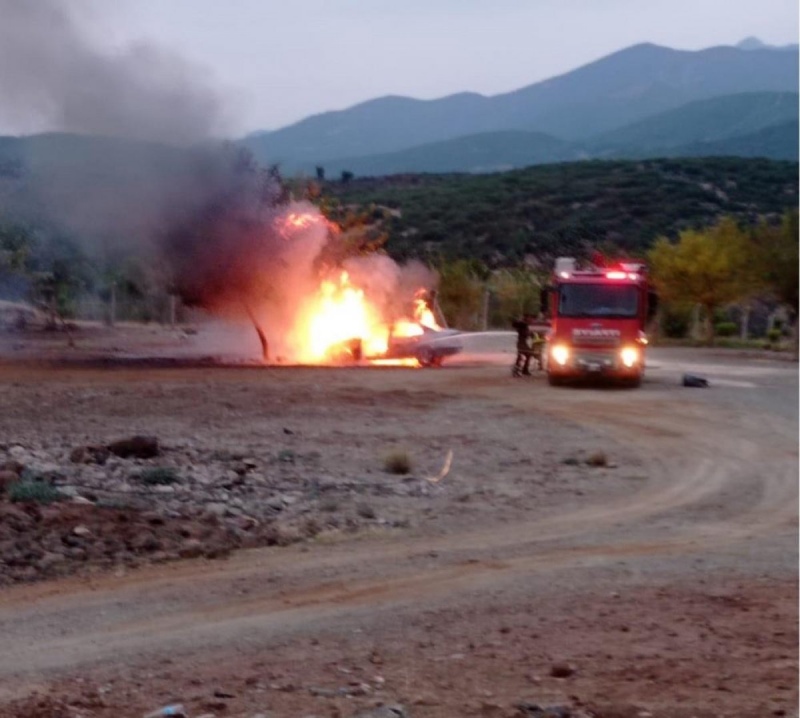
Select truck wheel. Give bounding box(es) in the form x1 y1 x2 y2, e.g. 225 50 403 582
547 373 564 386
624 374 642 388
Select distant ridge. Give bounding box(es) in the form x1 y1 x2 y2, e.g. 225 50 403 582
736 36 799 51
241 41 798 170
313 93 798 176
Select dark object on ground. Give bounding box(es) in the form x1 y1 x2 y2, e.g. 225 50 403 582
107 436 160 458
70 445 111 464
549 662 576 678
515 704 573 717
682 374 710 388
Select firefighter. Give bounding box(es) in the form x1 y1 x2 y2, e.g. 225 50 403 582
512 314 535 376
530 312 550 370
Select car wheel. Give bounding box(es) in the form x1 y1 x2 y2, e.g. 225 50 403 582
417 347 434 367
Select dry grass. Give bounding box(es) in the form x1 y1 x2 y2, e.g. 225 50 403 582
383 449 413 475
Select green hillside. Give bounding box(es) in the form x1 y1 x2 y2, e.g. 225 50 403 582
667 121 799 161
590 92 799 152
325 157 798 265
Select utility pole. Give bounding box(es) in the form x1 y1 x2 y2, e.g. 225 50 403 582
109 281 116 327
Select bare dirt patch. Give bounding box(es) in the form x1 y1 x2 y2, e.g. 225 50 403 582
0 329 796 718
0 362 634 586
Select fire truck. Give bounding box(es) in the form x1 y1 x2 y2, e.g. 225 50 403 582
541 257 656 387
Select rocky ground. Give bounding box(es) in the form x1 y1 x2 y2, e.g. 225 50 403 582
0 327 796 718
0 360 628 586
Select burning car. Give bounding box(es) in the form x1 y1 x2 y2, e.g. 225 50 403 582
323 294 463 368
381 325 462 367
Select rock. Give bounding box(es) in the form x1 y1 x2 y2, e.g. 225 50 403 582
107 436 160 459
69 445 110 465
266 496 285 511
515 704 573 717
351 706 408 718
0 470 19 493
73 525 91 537
479 701 504 716
144 704 188 718
131 531 162 553
682 373 709 388
8 445 28 461
178 538 204 559
412 694 440 706
549 662 575 678
37 552 65 572
0 460 24 476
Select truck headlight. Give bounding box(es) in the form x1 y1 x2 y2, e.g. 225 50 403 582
620 346 639 368
552 345 570 366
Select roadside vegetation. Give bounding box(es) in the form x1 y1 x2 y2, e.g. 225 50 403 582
2 156 796 347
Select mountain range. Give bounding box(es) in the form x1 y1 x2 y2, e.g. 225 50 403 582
241 39 799 175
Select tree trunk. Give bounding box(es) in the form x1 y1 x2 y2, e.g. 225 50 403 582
704 304 715 345
740 303 750 340
690 304 702 340
242 302 268 362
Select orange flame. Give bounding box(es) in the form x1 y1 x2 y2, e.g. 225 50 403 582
279 211 330 240
276 210 437 365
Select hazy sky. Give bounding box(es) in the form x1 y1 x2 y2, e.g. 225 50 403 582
18 0 800 136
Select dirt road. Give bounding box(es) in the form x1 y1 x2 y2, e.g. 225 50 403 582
0 346 796 717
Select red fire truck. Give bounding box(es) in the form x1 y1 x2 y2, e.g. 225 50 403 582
542 257 656 387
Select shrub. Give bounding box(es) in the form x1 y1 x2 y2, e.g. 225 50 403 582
138 467 180 485
383 449 412 475
714 322 737 337
586 451 608 467
660 306 692 338
767 328 782 344
9 480 64 505
357 503 377 519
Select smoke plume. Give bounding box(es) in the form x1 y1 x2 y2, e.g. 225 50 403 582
0 0 437 361
0 0 224 144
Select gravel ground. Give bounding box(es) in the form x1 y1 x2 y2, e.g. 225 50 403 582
0 325 796 718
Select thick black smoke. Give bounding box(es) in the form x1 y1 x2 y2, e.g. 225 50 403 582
0 0 436 360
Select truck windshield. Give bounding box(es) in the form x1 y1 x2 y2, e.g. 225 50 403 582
558 284 638 318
